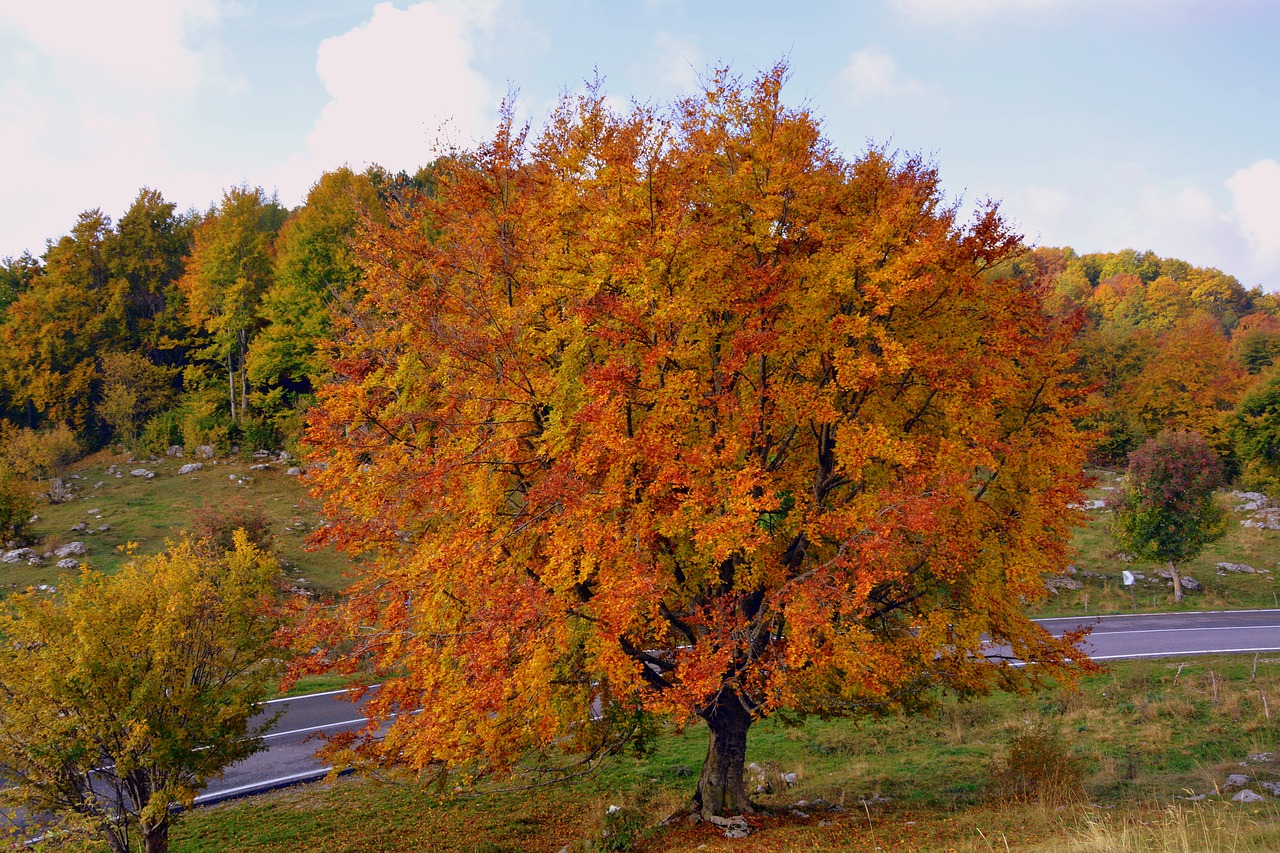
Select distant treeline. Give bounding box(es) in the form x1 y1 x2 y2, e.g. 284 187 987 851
3 171 1280 490
1015 247 1280 488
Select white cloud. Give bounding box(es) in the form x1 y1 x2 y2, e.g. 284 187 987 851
0 0 234 257
895 0 1063 21
1006 173 1280 290
837 47 942 105
1227 158 1280 264
274 1 501 199
651 32 702 95
892 0 1209 24
0 0 227 95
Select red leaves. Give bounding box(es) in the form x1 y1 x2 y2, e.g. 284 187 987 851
300 62 1093 783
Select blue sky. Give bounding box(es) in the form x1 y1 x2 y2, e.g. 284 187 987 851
2 0 1278 289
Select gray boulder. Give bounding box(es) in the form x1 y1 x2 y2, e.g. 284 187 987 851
286 467 303 476
195 445 215 459
1217 562 1258 573
707 814 751 838
56 558 80 570
2 548 36 564
1232 789 1265 803
54 542 87 558
1045 576 1083 592
1225 773 1250 789
177 463 204 475
130 469 155 479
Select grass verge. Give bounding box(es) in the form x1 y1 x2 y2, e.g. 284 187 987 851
171 654 1280 852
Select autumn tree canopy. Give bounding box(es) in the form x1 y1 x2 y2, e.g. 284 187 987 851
0 533 284 853
1111 430 1226 604
303 66 1094 817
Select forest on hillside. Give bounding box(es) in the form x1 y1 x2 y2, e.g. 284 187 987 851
2 163 1280 496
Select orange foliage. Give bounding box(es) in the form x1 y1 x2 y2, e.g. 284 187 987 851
299 66 1095 804
1122 313 1248 443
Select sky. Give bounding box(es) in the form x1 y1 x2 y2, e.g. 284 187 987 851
1 0 1278 289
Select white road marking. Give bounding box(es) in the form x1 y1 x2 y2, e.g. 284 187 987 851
1037 608 1280 622
1087 647 1280 660
263 687 363 706
194 768 334 804
1080 625 1280 636
262 718 370 740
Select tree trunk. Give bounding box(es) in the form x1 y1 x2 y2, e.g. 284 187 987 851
693 688 754 818
1170 560 1183 603
227 354 237 423
142 821 169 853
239 330 249 421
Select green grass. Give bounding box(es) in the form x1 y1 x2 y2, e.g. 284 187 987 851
3 449 352 596
168 655 1280 852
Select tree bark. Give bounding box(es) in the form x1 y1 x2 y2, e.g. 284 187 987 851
142 822 169 853
693 688 754 818
227 353 237 423
1170 560 1183 603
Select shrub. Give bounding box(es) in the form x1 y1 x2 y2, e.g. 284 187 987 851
191 499 274 554
988 721 1085 805
177 390 233 456
0 466 35 546
2 425 81 503
237 416 278 454
137 410 183 456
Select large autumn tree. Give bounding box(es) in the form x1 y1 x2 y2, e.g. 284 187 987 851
302 67 1094 817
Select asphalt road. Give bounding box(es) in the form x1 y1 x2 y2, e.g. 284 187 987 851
1035 608 1280 661
198 609 1280 804
196 687 380 805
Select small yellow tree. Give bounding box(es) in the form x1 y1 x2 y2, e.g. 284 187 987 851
2 424 81 503
0 532 284 853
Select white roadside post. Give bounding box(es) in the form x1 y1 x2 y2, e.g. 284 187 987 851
1122 569 1136 611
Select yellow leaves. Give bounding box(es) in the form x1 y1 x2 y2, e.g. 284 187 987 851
0 533 285 845
834 421 919 473
299 61 1092 786
833 349 881 390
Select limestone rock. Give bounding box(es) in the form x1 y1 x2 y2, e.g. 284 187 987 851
177 463 204 475
54 542 87 558
1225 773 1250 789
707 814 751 838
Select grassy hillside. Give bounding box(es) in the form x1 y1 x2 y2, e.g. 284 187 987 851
1030 469 1280 617
2 449 351 596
